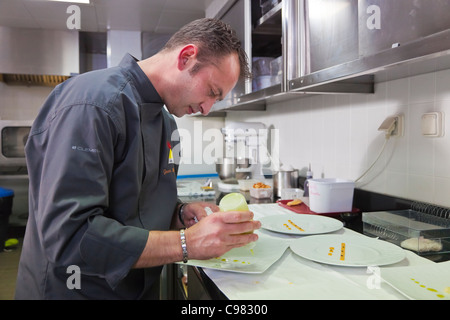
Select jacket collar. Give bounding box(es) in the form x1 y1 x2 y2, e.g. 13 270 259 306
119 54 163 105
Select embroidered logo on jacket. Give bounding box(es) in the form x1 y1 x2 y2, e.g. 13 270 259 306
167 141 174 164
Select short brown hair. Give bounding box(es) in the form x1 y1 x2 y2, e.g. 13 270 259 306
161 18 251 80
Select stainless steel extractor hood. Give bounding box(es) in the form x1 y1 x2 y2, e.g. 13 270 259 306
0 27 79 86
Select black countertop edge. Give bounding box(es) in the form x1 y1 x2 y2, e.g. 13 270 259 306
352 188 414 212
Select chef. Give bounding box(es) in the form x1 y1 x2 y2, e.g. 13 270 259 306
15 18 260 299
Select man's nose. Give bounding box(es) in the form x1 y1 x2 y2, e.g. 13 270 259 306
200 98 216 115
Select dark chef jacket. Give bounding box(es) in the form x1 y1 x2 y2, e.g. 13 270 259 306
15 54 180 299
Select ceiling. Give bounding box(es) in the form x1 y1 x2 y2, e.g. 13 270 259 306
0 0 213 33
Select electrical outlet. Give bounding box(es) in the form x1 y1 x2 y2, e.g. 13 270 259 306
378 114 404 137
392 114 404 136
422 112 444 137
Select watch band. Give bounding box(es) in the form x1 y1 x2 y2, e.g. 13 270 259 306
180 228 188 263
178 203 186 226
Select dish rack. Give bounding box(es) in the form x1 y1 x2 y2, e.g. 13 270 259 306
362 202 450 256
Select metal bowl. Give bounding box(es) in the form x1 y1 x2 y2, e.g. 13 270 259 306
216 157 236 181
216 157 251 181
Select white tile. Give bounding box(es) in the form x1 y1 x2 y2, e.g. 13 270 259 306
433 103 450 178
386 77 409 108
409 72 436 104
435 69 450 102
408 174 434 204
385 171 408 199
408 102 435 176
434 177 450 208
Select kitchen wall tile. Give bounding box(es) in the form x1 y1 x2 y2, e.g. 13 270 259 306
436 69 450 102
408 174 435 204
409 72 436 104
385 171 409 199
386 78 409 108
434 177 450 206
433 101 450 178
408 102 435 176
350 94 369 176
333 98 352 171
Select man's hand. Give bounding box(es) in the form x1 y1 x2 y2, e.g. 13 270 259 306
184 210 261 260
181 202 219 227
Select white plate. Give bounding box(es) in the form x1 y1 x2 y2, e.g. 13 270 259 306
380 261 450 300
180 234 288 273
290 235 406 267
260 214 343 235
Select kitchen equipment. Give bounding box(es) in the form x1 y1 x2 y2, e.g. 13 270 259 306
303 164 313 197
0 27 78 83
216 157 237 181
308 178 355 213
0 120 32 173
280 188 303 200
273 169 298 197
363 205 450 256
0 120 33 227
217 122 268 190
277 199 359 217
215 157 252 182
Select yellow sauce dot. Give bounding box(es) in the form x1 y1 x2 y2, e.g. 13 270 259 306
340 243 346 261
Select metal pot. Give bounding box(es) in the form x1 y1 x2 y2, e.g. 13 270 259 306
273 170 299 197
216 157 236 181
216 158 251 182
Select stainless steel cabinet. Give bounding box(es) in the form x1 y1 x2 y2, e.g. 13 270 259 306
212 0 287 112
305 0 359 74
290 0 450 93
212 0 450 112
359 0 450 57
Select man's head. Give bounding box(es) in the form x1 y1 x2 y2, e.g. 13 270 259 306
150 18 250 117
161 18 251 81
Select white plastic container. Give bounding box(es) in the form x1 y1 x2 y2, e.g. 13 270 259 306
280 188 303 200
250 185 273 199
308 179 355 213
237 179 256 191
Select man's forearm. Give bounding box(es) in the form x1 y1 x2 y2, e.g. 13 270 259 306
132 230 184 268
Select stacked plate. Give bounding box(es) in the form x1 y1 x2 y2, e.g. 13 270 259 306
184 213 405 273
260 213 406 267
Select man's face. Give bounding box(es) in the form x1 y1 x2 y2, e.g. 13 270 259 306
166 52 240 117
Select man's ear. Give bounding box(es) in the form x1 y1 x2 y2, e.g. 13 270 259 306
177 44 198 70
